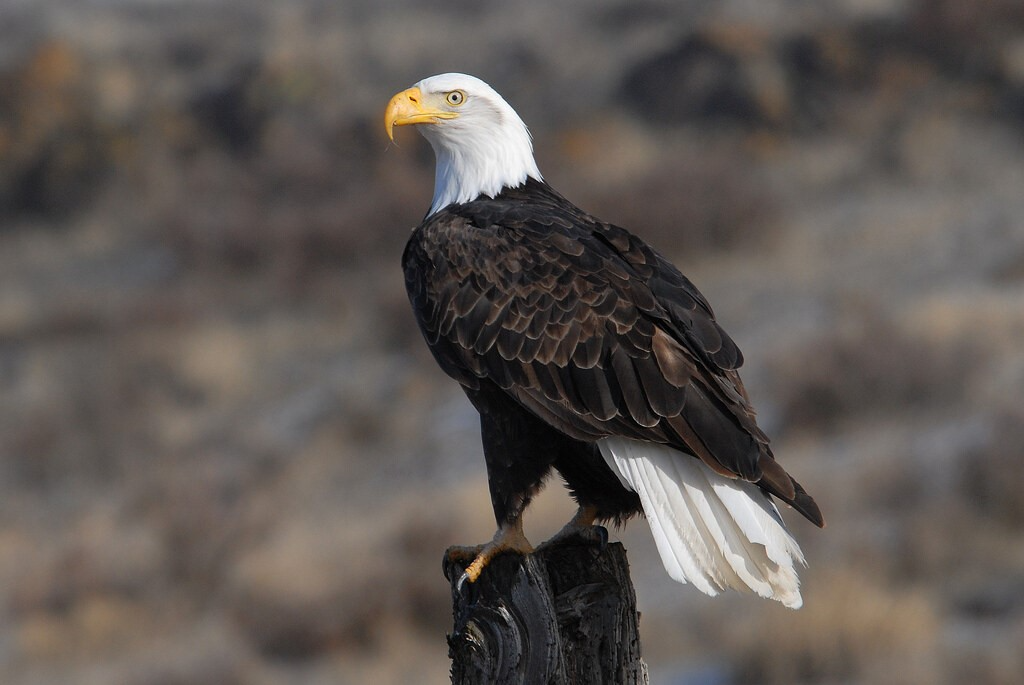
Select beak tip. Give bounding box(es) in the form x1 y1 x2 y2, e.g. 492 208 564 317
385 87 439 142
384 93 404 142
384 108 396 143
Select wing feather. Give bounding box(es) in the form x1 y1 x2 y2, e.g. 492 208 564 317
402 180 823 527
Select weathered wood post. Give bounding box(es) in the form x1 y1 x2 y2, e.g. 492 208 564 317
445 536 649 684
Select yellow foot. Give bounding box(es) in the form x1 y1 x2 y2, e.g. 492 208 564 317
446 521 534 591
537 505 608 551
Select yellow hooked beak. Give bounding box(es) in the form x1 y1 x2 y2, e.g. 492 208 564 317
384 87 459 142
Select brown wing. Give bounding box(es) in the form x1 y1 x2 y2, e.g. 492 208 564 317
402 180 823 527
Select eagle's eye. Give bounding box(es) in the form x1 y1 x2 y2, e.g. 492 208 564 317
445 90 466 106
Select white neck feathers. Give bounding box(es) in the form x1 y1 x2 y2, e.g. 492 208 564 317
414 75 543 215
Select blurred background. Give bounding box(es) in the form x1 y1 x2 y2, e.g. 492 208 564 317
1 0 1023 683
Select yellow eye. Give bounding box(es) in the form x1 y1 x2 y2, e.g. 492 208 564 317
446 90 466 106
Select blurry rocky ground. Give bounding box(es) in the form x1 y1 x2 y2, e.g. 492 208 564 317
0 0 1022 683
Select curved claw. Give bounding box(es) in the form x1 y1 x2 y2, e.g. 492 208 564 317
443 544 483 581
456 570 471 594
444 522 533 588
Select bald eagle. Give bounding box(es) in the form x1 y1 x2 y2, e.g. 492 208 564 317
386 73 823 608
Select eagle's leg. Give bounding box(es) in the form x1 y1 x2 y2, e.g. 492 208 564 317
446 384 558 588
537 504 608 550
447 517 534 590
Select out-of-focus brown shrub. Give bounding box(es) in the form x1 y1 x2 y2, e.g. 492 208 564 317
225 507 454 661
619 2 1024 138
157 108 428 284
0 41 120 218
562 141 782 257
959 409 1024 527
904 0 1024 82
734 570 940 684
619 28 782 128
766 308 981 434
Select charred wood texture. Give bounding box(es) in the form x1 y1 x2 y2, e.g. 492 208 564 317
446 537 649 685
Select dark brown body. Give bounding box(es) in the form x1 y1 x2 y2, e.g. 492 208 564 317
402 179 823 531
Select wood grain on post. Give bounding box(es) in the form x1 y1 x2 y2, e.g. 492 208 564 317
446 538 649 685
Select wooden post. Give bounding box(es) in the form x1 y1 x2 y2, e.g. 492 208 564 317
445 536 649 684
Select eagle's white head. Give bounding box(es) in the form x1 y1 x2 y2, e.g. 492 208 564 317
385 73 543 216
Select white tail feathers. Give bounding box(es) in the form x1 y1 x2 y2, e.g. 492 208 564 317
598 436 806 608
